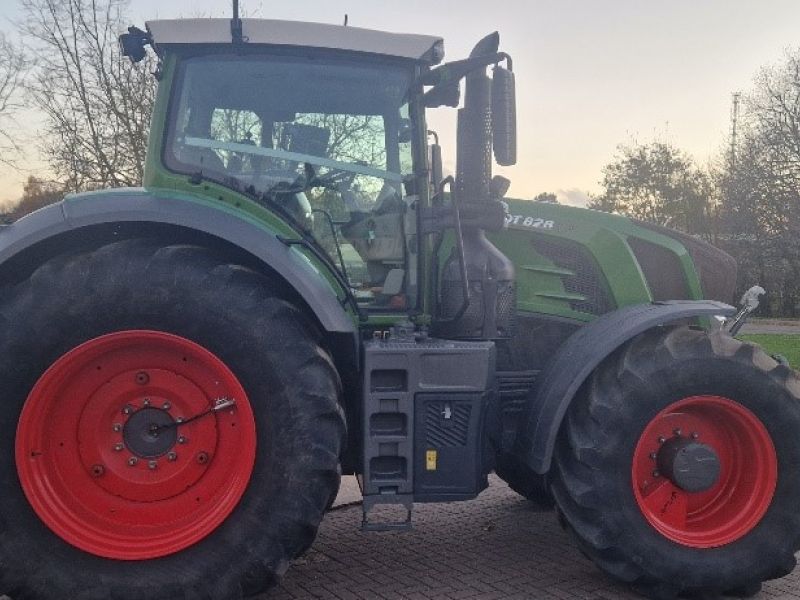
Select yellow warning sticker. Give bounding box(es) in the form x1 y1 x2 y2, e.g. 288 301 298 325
426 449 437 471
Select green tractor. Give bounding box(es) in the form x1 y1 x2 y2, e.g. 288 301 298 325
0 6 798 600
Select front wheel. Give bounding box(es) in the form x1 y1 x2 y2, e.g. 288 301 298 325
551 327 800 599
494 452 554 509
0 240 345 600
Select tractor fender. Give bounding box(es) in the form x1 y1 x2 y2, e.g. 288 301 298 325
514 300 737 474
0 190 356 334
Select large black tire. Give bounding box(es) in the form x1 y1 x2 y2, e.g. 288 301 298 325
494 452 554 509
551 326 800 599
0 240 346 600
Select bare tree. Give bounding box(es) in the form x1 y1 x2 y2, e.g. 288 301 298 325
744 48 800 207
716 48 800 316
0 33 26 167
20 0 156 191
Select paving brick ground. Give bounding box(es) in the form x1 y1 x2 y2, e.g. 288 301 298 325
266 476 800 600
1 476 797 600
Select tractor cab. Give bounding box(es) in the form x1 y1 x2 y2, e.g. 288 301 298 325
136 19 446 312
128 17 517 324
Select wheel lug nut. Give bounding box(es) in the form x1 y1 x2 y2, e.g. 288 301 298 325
113 423 122 432
91 464 105 477
148 460 158 470
162 402 171 410
143 398 151 407
196 451 209 465
127 457 138 466
122 405 133 415
649 452 657 460
178 436 187 444
652 470 660 478
658 436 666 444
673 428 682 436
177 417 184 423
167 452 177 462
114 443 124 452
691 432 699 439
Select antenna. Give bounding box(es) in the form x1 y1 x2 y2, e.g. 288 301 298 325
730 92 741 170
344 14 349 26
231 0 244 45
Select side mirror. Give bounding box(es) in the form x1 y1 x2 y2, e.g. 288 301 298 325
727 285 766 336
740 285 766 312
492 64 517 166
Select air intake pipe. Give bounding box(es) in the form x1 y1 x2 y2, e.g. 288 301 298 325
438 33 517 340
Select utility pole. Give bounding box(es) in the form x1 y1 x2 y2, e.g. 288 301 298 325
730 92 741 170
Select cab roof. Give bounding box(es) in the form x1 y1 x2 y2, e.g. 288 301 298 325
146 19 445 65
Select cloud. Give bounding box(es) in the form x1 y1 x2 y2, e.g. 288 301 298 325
556 188 591 207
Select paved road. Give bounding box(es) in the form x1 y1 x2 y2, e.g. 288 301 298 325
741 319 800 335
267 476 800 600
1 479 797 600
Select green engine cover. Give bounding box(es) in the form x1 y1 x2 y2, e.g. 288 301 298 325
492 199 730 323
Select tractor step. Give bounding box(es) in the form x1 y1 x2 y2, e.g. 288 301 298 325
360 494 413 532
360 331 495 523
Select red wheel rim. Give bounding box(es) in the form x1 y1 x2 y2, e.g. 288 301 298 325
15 331 257 560
632 395 776 548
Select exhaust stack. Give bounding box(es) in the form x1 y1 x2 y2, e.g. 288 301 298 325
438 33 516 340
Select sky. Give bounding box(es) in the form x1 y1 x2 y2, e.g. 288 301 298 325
0 0 799 207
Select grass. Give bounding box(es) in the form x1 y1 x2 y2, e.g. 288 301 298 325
740 333 800 368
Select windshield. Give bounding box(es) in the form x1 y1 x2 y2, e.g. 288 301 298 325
166 55 417 310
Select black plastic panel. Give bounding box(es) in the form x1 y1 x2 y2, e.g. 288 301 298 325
414 393 487 501
632 221 738 304
530 236 613 315
628 237 690 301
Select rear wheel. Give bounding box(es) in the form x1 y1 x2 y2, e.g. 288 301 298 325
0 240 345 599
551 327 800 599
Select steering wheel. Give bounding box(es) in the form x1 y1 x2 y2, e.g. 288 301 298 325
312 167 357 191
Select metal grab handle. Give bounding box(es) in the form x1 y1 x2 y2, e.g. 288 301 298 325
439 176 471 324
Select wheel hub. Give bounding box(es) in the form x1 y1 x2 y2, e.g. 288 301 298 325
656 437 721 493
123 407 177 458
